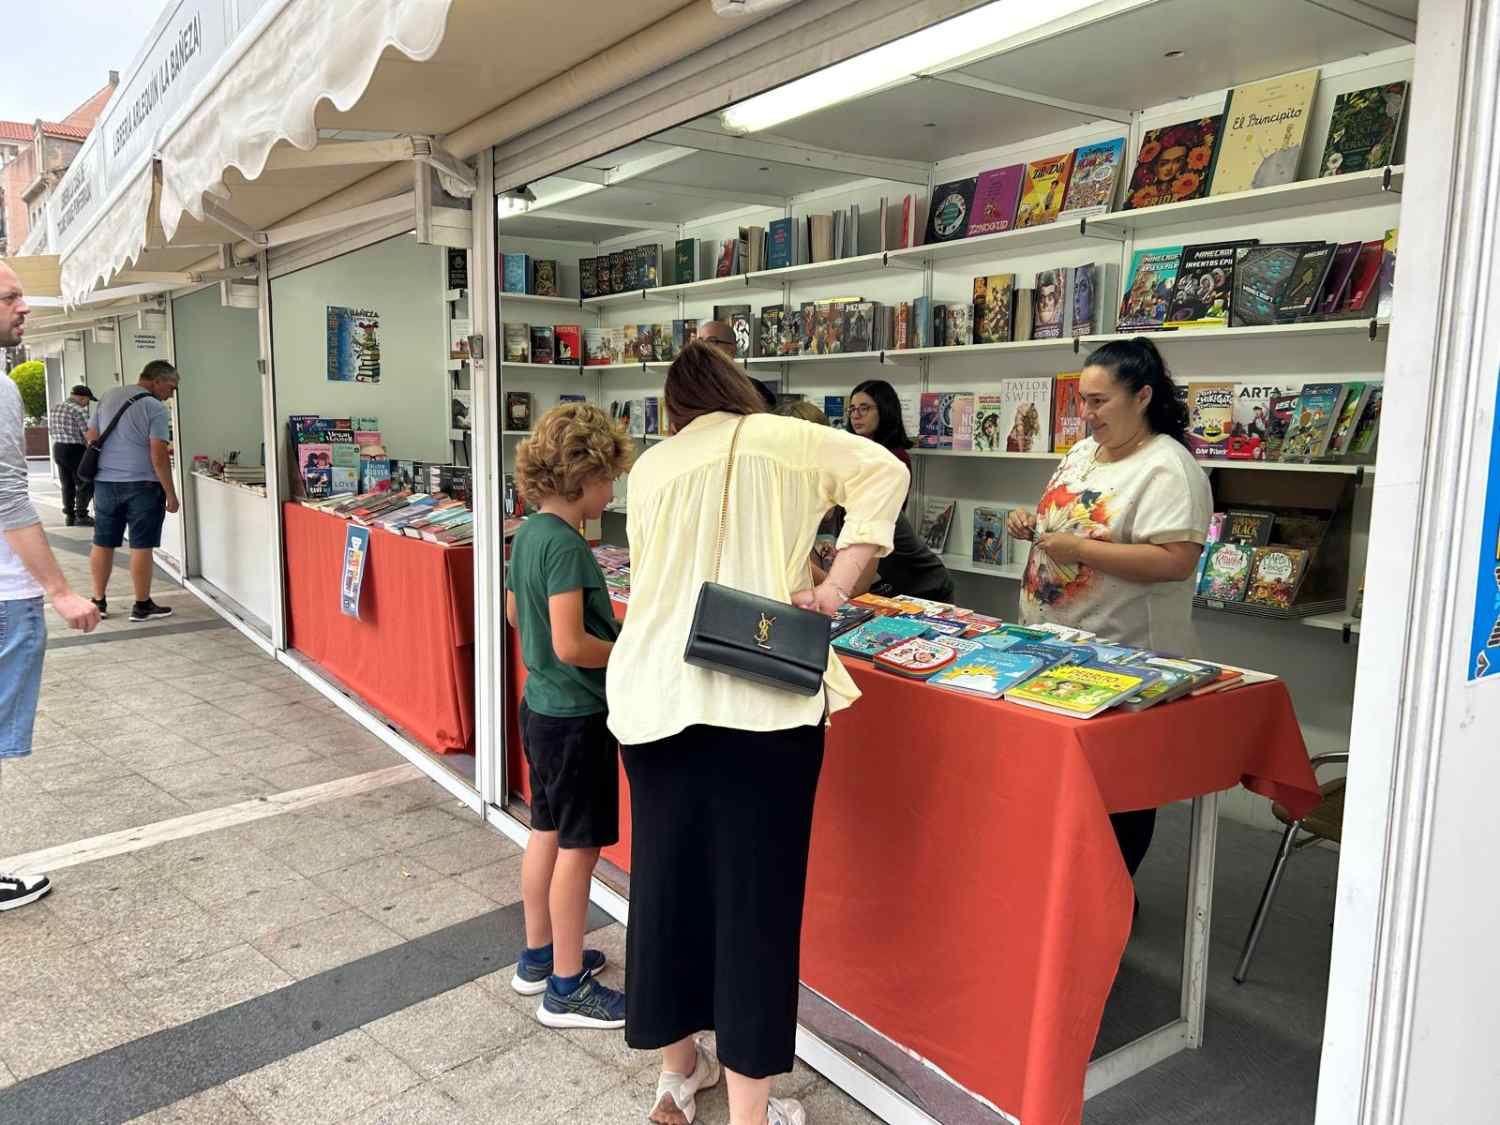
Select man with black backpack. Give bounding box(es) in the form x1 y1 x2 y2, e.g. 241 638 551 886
86 360 180 622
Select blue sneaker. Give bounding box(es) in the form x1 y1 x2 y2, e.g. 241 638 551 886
536 968 626 1030
510 947 607 996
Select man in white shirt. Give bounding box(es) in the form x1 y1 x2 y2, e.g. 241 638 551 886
0 259 101 912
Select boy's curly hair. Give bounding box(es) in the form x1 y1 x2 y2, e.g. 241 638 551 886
514 402 635 506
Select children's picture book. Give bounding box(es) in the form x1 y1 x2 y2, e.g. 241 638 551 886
1324 382 1371 457
993 377 1052 453
1279 383 1348 460
874 637 959 679
923 178 978 244
832 616 931 659
504 391 532 433
1230 243 1316 326
1059 138 1126 219
950 393 976 452
1198 541 1254 600
829 604 875 638
966 164 1025 236
1165 241 1252 327
1004 663 1147 718
1118 246 1184 330
1210 68 1320 195
972 507 1008 568
1031 269 1067 339
973 394 1005 452
931 650 1050 699
919 498 957 553
1244 547 1310 608
1276 243 1337 320
973 273 1016 344
1185 381 1236 459
1118 656 1212 711
1070 263 1098 335
1124 116 1223 209
1194 511 1225 595
1014 152 1074 228
1052 372 1087 453
1320 81 1408 176
1228 383 1293 460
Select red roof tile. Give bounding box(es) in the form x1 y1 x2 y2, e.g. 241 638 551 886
40 121 90 141
0 121 31 143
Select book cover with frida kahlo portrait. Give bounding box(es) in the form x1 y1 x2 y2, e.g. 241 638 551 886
1124 116 1224 210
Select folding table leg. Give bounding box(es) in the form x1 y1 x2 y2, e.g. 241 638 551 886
1181 791 1221 1049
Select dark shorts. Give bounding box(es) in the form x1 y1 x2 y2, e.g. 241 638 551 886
93 481 167 550
519 701 619 849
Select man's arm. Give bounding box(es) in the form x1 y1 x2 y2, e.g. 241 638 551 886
150 438 180 514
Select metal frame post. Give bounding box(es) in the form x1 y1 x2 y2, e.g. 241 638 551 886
471 150 502 810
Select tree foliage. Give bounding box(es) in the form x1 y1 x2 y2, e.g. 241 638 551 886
8 360 47 421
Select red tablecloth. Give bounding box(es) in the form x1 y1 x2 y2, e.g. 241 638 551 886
505 620 1319 1125
284 503 474 753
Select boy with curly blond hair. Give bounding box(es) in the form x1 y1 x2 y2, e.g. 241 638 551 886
505 402 634 1029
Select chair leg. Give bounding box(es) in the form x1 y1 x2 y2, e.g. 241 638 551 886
1234 819 1302 984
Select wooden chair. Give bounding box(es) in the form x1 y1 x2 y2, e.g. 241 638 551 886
1233 752 1347 984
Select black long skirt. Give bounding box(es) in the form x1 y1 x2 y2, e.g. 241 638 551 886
621 722 825 1079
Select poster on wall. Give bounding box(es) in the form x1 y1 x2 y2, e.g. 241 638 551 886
326 306 382 383
340 523 371 620
1467 369 1500 680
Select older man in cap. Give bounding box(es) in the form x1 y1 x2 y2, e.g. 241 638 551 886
48 384 97 527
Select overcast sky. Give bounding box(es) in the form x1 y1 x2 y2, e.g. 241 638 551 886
0 0 167 123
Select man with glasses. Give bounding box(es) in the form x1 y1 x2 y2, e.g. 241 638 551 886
0 259 101 912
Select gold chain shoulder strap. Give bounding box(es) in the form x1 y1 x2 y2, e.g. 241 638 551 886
711 415 749 584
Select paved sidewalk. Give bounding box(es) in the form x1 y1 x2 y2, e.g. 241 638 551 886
0 509 877 1124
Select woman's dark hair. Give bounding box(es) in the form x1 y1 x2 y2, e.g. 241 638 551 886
663 339 767 432
849 379 914 451
1082 337 1189 446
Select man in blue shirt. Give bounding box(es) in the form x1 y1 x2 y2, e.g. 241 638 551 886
86 361 181 622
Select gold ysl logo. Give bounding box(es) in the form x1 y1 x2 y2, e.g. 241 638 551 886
754 612 776 649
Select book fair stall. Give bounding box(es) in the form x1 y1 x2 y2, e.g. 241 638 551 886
14 0 1500 1122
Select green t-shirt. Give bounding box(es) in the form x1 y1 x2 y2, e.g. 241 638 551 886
506 513 619 717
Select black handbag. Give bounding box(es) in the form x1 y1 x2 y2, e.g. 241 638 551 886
77 391 152 484
683 416 832 696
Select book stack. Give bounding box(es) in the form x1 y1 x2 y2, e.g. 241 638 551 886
578 245 662 297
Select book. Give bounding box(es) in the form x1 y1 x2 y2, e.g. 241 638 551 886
1320 81 1408 176
641 245 662 288
845 301 876 353
328 431 358 495
1210 69 1320 195
918 498 957 553
533 260 559 297
715 239 739 277
1185 381 1235 458
912 296 932 350
1118 246 1184 330
1052 372 1087 453
972 507 1008 569
1279 382 1348 460
966 164 1025 236
1059 138 1126 218
1228 383 1293 460
874 637 958 679
554 325 581 366
1224 508 1276 547
1230 243 1317 326
829 604 875 638
1165 241 1252 328
945 304 972 347
973 394 1004 453
990 377 1051 453
1198 541 1255 600
950 393 975 452
674 239 699 285
767 218 794 269
1317 241 1365 315
1004 664 1147 718
1244 547 1310 608
1193 511 1225 595
923 178 978 244
931 650 1051 699
530 325 555 365
623 249 639 290
1336 239 1386 317
1347 384 1383 456
1070 264 1098 336
1124 116 1223 209
832 616 931 658
973 273 1016 343
1264 393 1301 461
1118 656 1213 711
502 252 530 294
758 306 783 359
672 319 698 355
1276 244 1337 320
504 391 532 432
1014 152 1074 228
583 328 610 366
1012 289 1034 341
823 395 846 427
503 323 530 363
1377 227 1398 319
578 257 596 299
596 257 612 297
1032 269 1067 339
644 397 660 436
741 226 765 273
450 389 471 432
1324 382 1371 457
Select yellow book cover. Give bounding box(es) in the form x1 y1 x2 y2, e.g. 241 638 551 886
1004 663 1144 715
1014 152 1075 228
1209 68 1320 196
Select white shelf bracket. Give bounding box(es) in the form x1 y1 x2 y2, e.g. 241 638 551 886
202 201 268 247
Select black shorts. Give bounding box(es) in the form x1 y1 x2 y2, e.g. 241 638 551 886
519 701 620 849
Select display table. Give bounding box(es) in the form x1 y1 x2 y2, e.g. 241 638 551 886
284 503 474 753
193 473 274 625
505 615 1319 1124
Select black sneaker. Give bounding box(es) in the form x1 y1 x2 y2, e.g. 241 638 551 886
130 599 174 622
64 516 76 527
91 597 109 620
75 515 95 527
0 873 52 912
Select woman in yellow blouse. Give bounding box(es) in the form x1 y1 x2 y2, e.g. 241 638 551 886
607 341 908 1125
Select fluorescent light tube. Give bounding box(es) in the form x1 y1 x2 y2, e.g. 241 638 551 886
720 0 1102 134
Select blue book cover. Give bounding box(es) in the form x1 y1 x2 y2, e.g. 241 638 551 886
930 650 1049 698
502 253 530 294
768 218 794 269
831 617 930 658
823 395 846 426
914 296 932 348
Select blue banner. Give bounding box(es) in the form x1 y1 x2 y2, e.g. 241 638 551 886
340 524 371 620
1468 368 1500 680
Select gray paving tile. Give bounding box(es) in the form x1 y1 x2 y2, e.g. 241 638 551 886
310 853 442 907
210 738 323 772
453 855 526 907
541 1074 663 1125
402 825 524 877
0 1059 14 1090
359 805 472 852
253 755 376 792
169 852 305 911
126 943 295 1026
252 908 405 979
302 727 390 754
243 820 385 877
86 905 244 981
208 880 349 943
0 897 85 962
126 1085 264 1124
226 1029 421 1125
364 981 537 1079
362 878 496 941
435 1033 620 1123
342 1082 470 1125
42 867 206 942
140 758 278 809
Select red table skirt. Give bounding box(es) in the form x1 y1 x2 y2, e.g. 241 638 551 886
505 622 1318 1125
284 503 475 754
